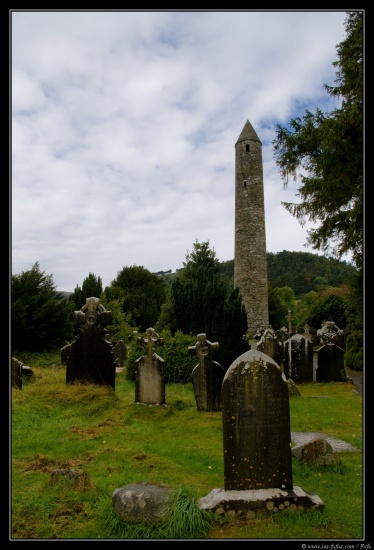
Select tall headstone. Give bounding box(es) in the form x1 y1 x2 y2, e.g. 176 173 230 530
65 297 116 390
222 349 293 491
317 320 344 349
188 333 224 412
113 340 127 368
256 326 284 369
316 343 346 382
234 120 269 338
283 334 314 383
274 326 290 371
198 347 324 517
132 328 165 405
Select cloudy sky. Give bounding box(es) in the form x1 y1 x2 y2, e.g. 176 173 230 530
11 10 349 292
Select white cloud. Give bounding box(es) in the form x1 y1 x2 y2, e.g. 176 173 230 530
11 9 351 291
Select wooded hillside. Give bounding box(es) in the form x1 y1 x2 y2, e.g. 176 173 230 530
165 250 356 297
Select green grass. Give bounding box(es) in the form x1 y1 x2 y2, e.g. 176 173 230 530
11 357 364 540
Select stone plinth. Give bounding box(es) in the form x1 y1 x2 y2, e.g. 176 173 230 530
198 486 324 518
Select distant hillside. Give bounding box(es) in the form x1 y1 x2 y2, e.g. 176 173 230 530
266 251 356 295
161 251 357 297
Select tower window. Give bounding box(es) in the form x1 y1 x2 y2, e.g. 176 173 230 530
246 144 250 152
243 181 247 187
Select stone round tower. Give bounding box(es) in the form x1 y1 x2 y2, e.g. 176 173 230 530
234 120 269 337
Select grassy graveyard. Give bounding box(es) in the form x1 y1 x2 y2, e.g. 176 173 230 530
11 352 363 540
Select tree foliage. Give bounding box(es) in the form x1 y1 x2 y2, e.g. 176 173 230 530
306 294 347 332
266 251 356 296
11 262 74 352
272 11 363 269
201 252 356 297
69 272 103 309
344 330 363 371
99 294 135 345
164 240 248 368
110 265 168 332
126 330 198 384
268 284 296 330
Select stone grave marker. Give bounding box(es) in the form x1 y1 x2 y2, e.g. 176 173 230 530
113 339 127 368
316 343 346 382
317 320 344 349
256 326 284 370
131 328 165 406
11 356 23 389
283 333 314 384
198 349 324 517
65 297 116 390
188 333 225 412
302 323 313 342
222 349 293 491
274 326 289 371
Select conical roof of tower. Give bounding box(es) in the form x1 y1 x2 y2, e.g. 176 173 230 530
236 120 261 145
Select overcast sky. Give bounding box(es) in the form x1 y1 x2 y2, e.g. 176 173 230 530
11 10 350 292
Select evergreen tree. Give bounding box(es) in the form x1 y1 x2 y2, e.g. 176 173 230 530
11 262 74 352
272 11 363 269
111 265 168 332
69 272 103 309
272 11 363 370
168 240 248 368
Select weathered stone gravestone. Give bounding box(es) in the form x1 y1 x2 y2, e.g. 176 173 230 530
112 482 174 524
283 334 314 384
65 297 116 390
283 374 301 397
291 437 341 466
131 328 165 406
274 326 289 371
222 349 293 491
11 357 34 389
256 326 284 370
198 349 324 517
317 320 344 349
188 333 225 412
316 343 346 382
113 339 127 368
302 323 313 342
274 326 289 343
11 357 23 389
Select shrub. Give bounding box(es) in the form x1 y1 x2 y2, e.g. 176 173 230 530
344 330 363 371
126 330 197 384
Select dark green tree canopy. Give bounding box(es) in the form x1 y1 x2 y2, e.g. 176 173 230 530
268 284 296 330
183 239 220 276
11 262 74 352
306 294 347 332
272 11 363 269
69 272 103 309
110 265 168 332
168 240 248 368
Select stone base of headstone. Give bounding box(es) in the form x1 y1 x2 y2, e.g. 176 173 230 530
198 486 324 518
133 401 168 408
